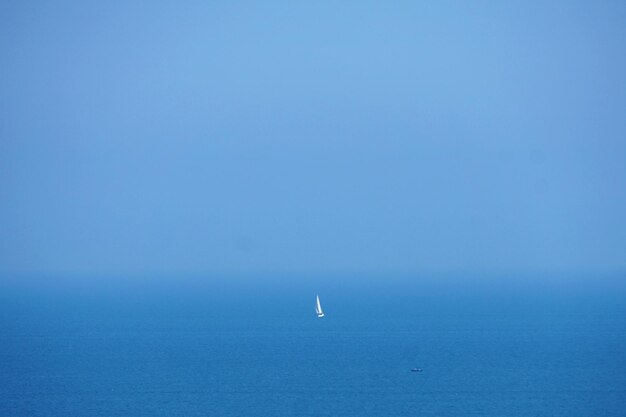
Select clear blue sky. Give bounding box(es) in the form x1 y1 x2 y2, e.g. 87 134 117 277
1 1 625 279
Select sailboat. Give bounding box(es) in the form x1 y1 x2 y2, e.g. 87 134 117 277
315 295 325 318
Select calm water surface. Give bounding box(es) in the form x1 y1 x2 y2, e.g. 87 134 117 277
1 278 625 416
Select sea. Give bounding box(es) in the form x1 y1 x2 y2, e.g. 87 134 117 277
1 275 625 416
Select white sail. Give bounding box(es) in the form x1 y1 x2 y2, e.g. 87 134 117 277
316 295 325 318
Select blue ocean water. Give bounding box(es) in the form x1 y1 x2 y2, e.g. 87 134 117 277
1 277 625 416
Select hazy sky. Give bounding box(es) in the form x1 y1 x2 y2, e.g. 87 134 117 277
1 1 625 279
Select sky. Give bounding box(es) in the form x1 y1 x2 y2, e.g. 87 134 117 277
1 1 625 280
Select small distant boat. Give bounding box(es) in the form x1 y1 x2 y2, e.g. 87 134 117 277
315 295 325 318
411 368 423 373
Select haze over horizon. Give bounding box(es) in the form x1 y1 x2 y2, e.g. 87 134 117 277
1 1 625 282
